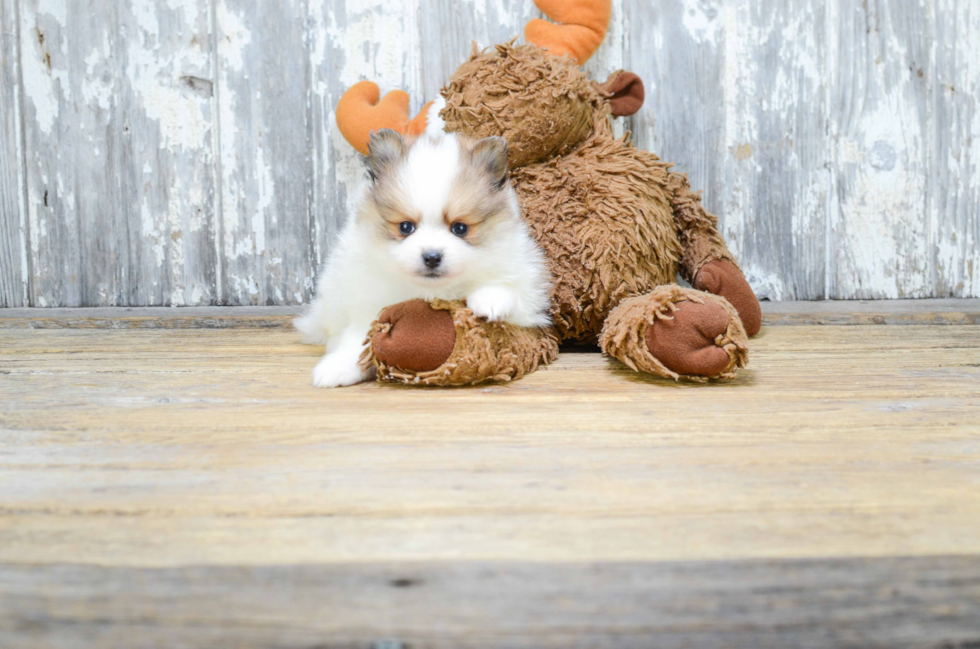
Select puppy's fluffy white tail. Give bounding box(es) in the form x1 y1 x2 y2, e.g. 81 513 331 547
294 306 329 346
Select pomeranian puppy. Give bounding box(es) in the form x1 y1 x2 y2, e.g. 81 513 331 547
294 129 552 388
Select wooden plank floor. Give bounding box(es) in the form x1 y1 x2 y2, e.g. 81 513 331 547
1 312 979 648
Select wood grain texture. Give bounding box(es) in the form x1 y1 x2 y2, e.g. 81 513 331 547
0 326 978 566
1 299 979 329
3 0 980 305
932 0 980 298
1 558 979 649
0 305 301 329
721 0 830 300
418 0 535 101
18 0 218 307
214 0 313 306
0 325 979 645
0 0 27 307
760 298 980 325
828 0 932 299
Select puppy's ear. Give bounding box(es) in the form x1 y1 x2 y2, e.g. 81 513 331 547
367 129 405 182
471 136 508 190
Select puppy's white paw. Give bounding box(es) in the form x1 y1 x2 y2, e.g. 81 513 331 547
312 354 372 388
467 286 516 323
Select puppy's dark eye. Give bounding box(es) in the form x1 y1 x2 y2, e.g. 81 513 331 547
399 221 416 236
451 222 469 237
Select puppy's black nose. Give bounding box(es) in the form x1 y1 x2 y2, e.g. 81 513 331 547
422 251 442 269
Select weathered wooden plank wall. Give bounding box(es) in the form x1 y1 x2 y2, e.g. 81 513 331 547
1 0 977 307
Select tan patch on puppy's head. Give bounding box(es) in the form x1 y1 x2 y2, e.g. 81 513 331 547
359 133 517 246
444 135 513 245
366 129 406 182
362 129 419 240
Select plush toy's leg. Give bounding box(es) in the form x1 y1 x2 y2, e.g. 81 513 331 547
668 172 763 336
361 299 559 386
599 285 748 381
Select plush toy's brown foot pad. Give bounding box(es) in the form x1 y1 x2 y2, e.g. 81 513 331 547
372 299 456 372
599 285 749 381
645 299 735 377
694 260 763 336
364 299 559 386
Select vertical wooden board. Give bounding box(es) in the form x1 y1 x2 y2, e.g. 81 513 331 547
0 0 27 307
303 0 424 302
19 0 217 307
626 0 724 184
932 0 979 298
718 0 830 300
416 0 537 102
215 0 314 306
124 0 218 307
301 0 338 303
827 0 932 299
126 0 218 307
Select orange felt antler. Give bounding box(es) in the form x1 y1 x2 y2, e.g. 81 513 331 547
335 80 433 155
524 0 611 64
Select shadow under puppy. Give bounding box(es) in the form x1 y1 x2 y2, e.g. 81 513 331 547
295 130 552 388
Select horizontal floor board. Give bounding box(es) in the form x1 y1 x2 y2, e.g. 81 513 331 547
1 557 979 649
0 299 978 329
1 326 978 565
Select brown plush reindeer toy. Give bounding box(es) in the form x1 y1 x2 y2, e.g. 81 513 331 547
334 0 762 386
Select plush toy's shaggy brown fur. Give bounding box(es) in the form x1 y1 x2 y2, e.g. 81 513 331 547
514 129 683 342
360 42 762 386
600 286 748 382
442 43 599 169
366 299 559 386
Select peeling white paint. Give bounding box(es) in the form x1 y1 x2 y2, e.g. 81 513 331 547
141 201 165 267
190 285 206 305
126 2 209 152
721 2 760 254
6 18 32 305
742 265 788 302
20 9 69 136
216 3 251 72
932 0 980 298
830 1 932 300
252 145 271 255
681 0 721 45
326 0 420 91
37 0 66 28
132 1 161 41
216 2 257 278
